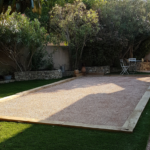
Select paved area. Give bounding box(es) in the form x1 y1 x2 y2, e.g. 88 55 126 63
0 76 150 127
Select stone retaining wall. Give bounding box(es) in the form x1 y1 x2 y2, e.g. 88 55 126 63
86 66 110 74
110 67 121 73
0 79 15 84
110 62 150 72
15 70 62 81
62 71 74 77
136 62 150 71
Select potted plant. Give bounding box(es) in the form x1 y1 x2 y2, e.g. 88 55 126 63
81 63 86 76
74 69 79 76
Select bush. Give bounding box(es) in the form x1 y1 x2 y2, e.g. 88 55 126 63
0 7 49 72
31 49 54 71
134 38 150 60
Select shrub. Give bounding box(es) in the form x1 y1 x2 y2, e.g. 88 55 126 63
0 7 49 72
31 49 54 71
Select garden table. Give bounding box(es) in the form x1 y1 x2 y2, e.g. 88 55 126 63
128 58 137 73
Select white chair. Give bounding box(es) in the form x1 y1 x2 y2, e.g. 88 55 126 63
120 59 129 75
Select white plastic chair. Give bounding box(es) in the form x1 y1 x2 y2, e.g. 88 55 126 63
120 59 129 75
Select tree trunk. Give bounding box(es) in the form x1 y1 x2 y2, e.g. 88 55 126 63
129 47 133 58
68 45 73 70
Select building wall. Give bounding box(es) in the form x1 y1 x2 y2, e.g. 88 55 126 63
0 45 70 75
46 45 70 70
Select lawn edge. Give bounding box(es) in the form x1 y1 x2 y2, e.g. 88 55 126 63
122 86 150 131
0 115 131 132
0 77 76 103
0 75 149 132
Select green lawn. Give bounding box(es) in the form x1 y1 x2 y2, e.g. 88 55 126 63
0 78 150 150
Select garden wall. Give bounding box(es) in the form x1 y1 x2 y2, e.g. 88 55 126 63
62 71 74 77
136 62 150 71
86 66 110 74
46 44 70 70
0 45 70 76
110 67 121 73
14 70 62 81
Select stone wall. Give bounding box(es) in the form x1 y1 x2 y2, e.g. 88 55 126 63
110 67 121 73
62 71 74 77
136 62 150 71
15 70 62 81
0 80 15 84
86 66 110 74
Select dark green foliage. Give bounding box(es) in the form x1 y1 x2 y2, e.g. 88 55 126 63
31 48 54 71
25 3 50 31
31 49 47 71
134 38 150 60
25 0 74 31
45 51 54 70
81 0 150 67
82 38 121 67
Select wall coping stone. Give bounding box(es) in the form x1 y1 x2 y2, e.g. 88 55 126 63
0 79 15 84
86 66 110 74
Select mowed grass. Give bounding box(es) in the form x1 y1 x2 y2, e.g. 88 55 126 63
0 78 150 150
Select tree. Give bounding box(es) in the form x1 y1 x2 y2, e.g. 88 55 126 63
49 0 100 69
81 0 150 67
25 0 75 32
0 0 48 14
98 0 150 58
0 7 49 72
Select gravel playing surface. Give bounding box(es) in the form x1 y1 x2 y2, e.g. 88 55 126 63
0 76 150 127
147 136 150 150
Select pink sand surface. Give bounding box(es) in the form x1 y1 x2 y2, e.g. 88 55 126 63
147 136 150 150
0 76 150 126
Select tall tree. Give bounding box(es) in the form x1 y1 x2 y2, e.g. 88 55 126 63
98 0 150 58
50 0 100 69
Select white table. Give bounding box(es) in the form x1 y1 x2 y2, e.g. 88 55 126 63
128 58 137 73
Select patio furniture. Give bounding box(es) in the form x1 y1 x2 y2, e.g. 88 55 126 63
120 59 129 75
128 58 136 73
